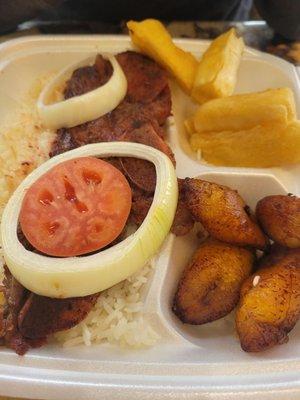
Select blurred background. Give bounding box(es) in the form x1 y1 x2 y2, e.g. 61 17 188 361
0 0 299 64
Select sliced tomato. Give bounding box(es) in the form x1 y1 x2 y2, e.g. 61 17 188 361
19 157 132 257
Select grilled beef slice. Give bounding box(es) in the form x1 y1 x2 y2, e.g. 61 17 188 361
50 51 171 157
0 267 45 355
0 230 99 354
0 266 99 354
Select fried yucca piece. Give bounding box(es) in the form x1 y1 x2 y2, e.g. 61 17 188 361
173 238 254 325
183 178 268 249
256 195 300 248
191 28 244 104
192 88 296 133
236 248 300 352
190 121 300 168
127 19 198 93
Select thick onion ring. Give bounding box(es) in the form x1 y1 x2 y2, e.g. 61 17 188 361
1 142 178 298
37 55 127 129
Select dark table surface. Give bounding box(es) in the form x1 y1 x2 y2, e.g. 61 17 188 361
0 19 299 66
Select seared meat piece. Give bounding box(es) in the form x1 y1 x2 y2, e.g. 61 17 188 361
146 86 172 125
118 119 175 163
64 54 112 99
50 114 114 157
110 101 166 139
129 179 195 237
118 122 175 193
17 224 35 252
18 292 99 340
1 228 101 354
121 157 156 193
50 101 167 158
50 51 171 157
129 185 153 226
50 128 77 157
171 179 195 236
0 267 46 355
64 66 101 99
1 267 29 354
171 201 195 236
0 266 100 353
116 51 168 104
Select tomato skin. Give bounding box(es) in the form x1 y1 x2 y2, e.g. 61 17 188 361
19 157 132 257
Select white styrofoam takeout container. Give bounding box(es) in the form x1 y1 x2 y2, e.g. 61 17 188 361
0 35 299 400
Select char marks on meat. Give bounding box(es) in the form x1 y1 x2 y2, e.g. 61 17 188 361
0 267 98 354
116 51 168 103
0 267 46 355
129 178 195 236
146 86 172 125
18 292 99 340
64 54 113 99
118 123 175 193
50 51 171 157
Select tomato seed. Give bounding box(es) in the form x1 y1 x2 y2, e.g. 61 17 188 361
39 189 54 205
82 169 102 185
64 178 88 213
47 221 60 236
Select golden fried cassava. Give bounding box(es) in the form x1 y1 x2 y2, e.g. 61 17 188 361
173 238 254 325
256 195 300 248
191 28 244 103
192 88 296 133
190 121 300 168
183 178 268 249
127 19 198 92
236 248 300 352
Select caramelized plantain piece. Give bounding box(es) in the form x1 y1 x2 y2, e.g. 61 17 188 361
236 248 300 352
183 178 268 249
173 238 254 325
256 195 300 248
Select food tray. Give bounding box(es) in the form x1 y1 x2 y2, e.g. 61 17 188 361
0 35 299 400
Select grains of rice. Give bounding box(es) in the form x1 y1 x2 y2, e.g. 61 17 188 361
252 275 261 287
54 262 160 348
0 75 55 266
0 75 160 349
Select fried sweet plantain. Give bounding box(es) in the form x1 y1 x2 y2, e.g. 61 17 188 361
236 248 300 352
256 195 300 248
173 238 254 325
183 178 268 249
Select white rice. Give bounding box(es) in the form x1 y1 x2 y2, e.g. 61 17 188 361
54 262 159 348
252 275 261 287
0 75 55 265
0 76 160 349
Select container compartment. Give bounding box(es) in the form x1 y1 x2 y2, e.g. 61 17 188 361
159 172 300 360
